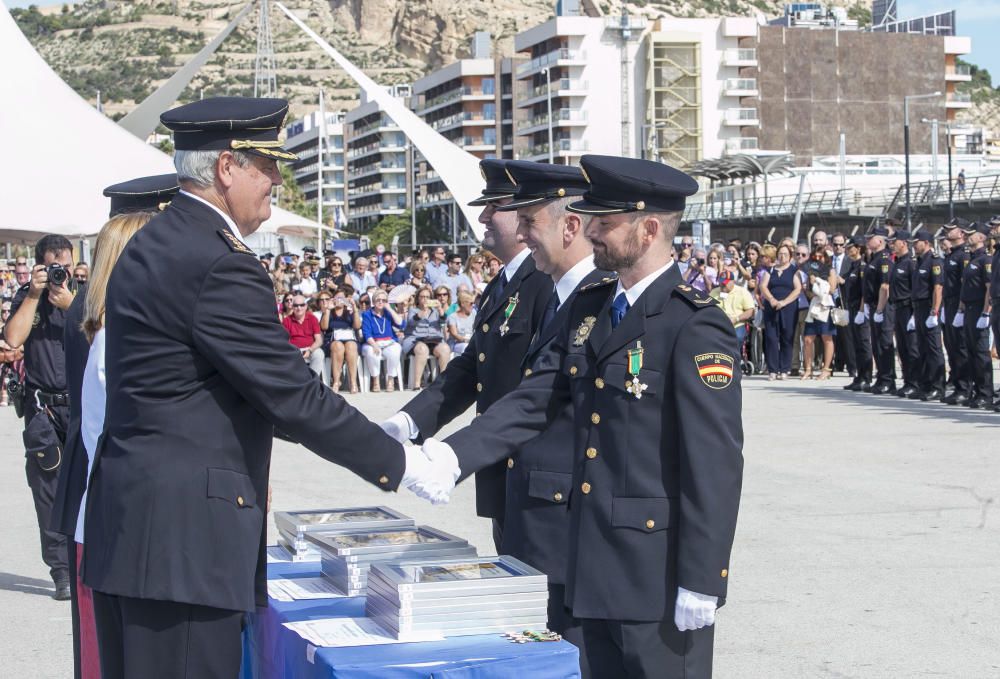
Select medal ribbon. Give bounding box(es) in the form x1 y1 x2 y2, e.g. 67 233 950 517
627 342 643 377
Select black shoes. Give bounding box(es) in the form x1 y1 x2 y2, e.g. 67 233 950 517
860 382 872 393
843 381 859 391
920 389 944 402
967 397 992 410
53 580 71 601
871 383 896 395
906 388 924 400
897 386 918 399
943 392 970 406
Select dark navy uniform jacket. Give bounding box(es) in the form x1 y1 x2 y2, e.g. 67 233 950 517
447 264 744 622
943 247 969 301
960 248 991 304
842 258 865 312
82 194 405 612
888 253 914 305
863 250 892 307
991 248 1000 303
911 251 944 302
402 252 552 521
486 267 611 584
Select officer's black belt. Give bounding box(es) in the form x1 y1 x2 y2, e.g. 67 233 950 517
29 388 70 407
894 300 912 307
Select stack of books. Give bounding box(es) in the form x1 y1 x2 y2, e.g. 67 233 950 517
308 526 476 596
273 507 414 562
365 556 550 641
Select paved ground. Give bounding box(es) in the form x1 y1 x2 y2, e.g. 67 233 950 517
1 373 998 678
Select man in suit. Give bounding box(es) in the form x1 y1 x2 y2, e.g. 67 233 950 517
380 159 553 548
82 97 454 679
830 232 855 377
418 155 744 678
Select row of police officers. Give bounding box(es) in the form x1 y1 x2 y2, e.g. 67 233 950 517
840 217 999 411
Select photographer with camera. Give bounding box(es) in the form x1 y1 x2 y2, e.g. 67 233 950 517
3 234 76 600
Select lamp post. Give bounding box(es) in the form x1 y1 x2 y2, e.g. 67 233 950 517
639 123 666 162
920 117 954 220
903 91 941 229
542 68 554 164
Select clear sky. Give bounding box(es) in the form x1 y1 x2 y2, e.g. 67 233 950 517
4 0 997 85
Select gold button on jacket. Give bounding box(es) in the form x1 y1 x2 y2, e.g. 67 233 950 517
553 492 563 502
594 377 605 389
645 519 655 529
481 323 489 333
378 475 389 485
590 412 600 424
478 353 486 362
586 447 598 459
569 365 578 376
581 482 591 494
236 496 244 506
507 458 514 469
524 368 532 377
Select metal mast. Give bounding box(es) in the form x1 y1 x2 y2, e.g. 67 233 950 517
253 0 278 97
607 13 646 157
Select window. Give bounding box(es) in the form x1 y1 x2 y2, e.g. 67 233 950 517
481 78 495 95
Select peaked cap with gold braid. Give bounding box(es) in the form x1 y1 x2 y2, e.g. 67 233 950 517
160 97 298 162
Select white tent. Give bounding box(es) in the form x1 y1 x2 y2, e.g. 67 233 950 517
0 6 323 244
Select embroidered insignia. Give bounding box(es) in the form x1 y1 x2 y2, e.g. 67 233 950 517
218 229 254 255
625 342 647 399
881 264 889 274
694 352 735 390
932 265 942 275
573 316 597 346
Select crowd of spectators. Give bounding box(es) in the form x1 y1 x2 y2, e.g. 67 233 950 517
267 246 499 393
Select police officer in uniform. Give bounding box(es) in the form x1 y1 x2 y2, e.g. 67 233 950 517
941 219 972 404
957 222 994 409
381 159 553 548
865 228 897 394
989 218 1000 412
908 230 945 401
82 98 446 679
887 231 919 398
469 160 607 674
4 234 78 600
842 236 872 392
427 155 743 678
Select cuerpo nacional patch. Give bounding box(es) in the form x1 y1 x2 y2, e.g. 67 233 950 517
694 352 735 389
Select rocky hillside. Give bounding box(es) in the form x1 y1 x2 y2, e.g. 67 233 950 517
13 0 873 121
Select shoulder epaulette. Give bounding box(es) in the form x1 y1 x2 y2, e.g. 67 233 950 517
217 229 255 256
673 283 718 309
579 276 618 292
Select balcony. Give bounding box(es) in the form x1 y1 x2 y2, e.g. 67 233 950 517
415 86 496 115
723 108 760 127
517 109 588 136
518 79 589 107
724 137 759 154
516 48 587 78
525 138 589 158
945 64 972 82
722 48 757 67
946 91 973 108
347 162 405 179
428 111 498 132
724 78 759 97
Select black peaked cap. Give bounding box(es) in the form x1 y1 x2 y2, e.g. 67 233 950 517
497 161 589 211
103 174 180 218
160 97 297 161
567 155 698 215
468 159 517 206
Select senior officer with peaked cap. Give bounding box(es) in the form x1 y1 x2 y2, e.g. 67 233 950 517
465 160 608 674
82 98 453 679
380 159 554 548
420 155 744 678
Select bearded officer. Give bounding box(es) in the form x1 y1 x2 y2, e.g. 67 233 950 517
420 155 743 678
380 159 553 548
82 97 452 679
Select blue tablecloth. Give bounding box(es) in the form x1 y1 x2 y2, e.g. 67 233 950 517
242 559 580 679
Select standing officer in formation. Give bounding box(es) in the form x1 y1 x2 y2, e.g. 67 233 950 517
866 228 897 394
82 97 451 679
989 217 1000 411
422 155 743 678
381 159 553 548
843 235 873 392
887 231 919 398
908 230 945 401
941 219 972 404
957 222 994 409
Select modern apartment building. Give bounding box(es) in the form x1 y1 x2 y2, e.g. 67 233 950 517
344 85 411 232
284 109 346 228
410 33 517 237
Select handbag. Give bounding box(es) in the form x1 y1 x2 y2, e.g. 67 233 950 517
831 307 849 327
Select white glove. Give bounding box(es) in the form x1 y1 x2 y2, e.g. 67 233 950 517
925 314 939 329
952 311 965 328
864 303 871 319
873 311 884 323
380 412 417 444
940 307 946 323
400 439 460 505
674 587 719 632
906 315 915 332
976 314 990 330
853 311 865 325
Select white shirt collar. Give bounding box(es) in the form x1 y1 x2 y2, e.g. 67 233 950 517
555 254 596 308
614 260 674 307
179 190 249 247
503 247 532 284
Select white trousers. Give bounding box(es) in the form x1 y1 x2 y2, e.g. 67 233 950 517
362 342 402 378
305 347 327 385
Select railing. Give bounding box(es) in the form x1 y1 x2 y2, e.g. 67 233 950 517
429 111 497 131
952 64 971 76
516 48 587 76
948 92 972 103
526 139 589 157
725 137 759 152
525 109 588 129
724 78 758 93
683 189 850 222
723 48 757 64
528 79 588 99
417 86 494 112
347 162 405 178
900 175 1000 208
725 108 759 124
460 136 497 147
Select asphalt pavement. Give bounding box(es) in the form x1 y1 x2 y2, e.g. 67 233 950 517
0 374 997 678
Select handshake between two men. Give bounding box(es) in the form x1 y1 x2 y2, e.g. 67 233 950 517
386 417 461 506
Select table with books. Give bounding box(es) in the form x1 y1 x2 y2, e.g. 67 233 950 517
240 507 581 679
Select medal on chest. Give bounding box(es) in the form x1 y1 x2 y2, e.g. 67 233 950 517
625 341 648 399
499 292 520 337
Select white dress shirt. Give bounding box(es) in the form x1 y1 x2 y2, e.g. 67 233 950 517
614 260 675 307
554 254 596 309
75 328 106 544
503 247 532 285
179 190 249 247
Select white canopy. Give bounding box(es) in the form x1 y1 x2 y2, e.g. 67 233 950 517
0 5 323 243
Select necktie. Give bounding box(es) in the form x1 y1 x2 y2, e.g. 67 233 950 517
611 292 630 329
540 288 559 332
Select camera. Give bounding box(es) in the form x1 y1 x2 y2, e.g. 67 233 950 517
47 264 69 286
696 258 706 266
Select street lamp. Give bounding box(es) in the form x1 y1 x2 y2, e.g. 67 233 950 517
640 123 666 162
921 117 954 221
541 68 554 164
903 91 941 228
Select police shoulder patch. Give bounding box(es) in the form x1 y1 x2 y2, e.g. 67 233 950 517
217 229 254 255
673 284 718 309
694 352 735 389
932 265 942 275
881 264 889 274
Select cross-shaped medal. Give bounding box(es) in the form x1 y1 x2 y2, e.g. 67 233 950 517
625 341 647 399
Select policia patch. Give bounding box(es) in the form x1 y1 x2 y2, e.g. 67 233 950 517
218 229 254 255
694 352 735 389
